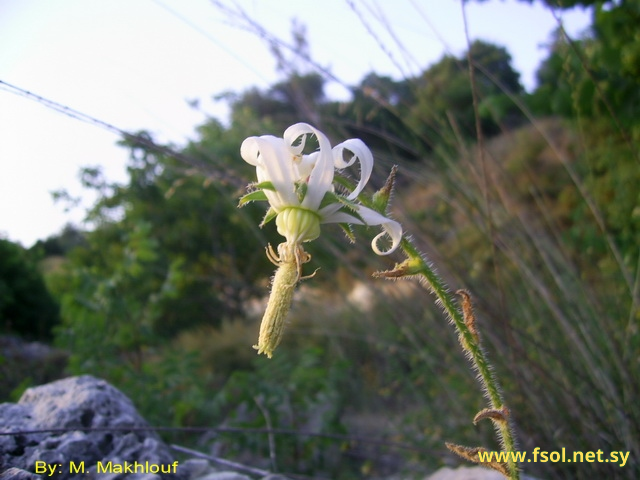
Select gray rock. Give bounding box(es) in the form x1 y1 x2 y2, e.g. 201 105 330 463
426 466 504 480
426 466 539 480
176 459 211 479
0 375 182 480
0 375 285 480
0 467 42 479
196 473 252 480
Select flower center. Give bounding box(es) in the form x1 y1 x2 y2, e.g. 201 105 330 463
276 207 321 244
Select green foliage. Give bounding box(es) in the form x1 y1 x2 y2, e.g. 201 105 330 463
0 335 68 402
403 41 523 149
330 72 422 159
228 73 325 133
210 347 353 478
30 224 86 257
394 115 640 478
569 121 640 267
0 238 60 340
225 40 526 165
528 1 640 134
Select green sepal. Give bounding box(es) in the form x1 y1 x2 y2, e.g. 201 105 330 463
371 165 397 214
319 191 361 212
238 189 269 207
332 175 356 195
339 223 356 243
254 181 276 191
260 207 278 227
337 205 365 224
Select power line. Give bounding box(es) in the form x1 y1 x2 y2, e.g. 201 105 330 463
149 0 271 87
0 424 429 453
0 79 243 188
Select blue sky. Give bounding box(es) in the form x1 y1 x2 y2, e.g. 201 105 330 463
0 0 591 247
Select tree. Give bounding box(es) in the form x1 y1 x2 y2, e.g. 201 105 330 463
328 72 422 162
504 0 640 127
53 131 275 343
30 224 86 257
229 73 326 131
407 40 525 149
0 238 60 340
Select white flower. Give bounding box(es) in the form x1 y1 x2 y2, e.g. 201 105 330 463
240 122 402 256
240 122 403 358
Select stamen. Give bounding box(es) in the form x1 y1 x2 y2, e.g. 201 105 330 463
265 244 281 266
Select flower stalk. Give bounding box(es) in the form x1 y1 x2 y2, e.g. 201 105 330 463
376 236 520 479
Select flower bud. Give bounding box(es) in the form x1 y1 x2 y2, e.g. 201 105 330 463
276 207 321 244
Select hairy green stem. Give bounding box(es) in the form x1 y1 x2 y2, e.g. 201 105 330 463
399 238 520 479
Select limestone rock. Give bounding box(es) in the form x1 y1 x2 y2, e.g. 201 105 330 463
426 466 504 480
196 473 252 480
0 376 287 480
0 467 42 479
426 465 538 480
0 376 181 479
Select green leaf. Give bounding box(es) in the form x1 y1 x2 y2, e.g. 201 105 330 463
238 189 269 207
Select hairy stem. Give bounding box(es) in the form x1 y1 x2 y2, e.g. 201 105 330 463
393 237 520 479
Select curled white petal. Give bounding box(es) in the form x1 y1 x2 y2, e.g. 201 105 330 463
323 206 402 255
283 123 311 156
241 135 300 210
370 221 403 255
240 136 261 166
284 123 335 211
332 139 373 200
